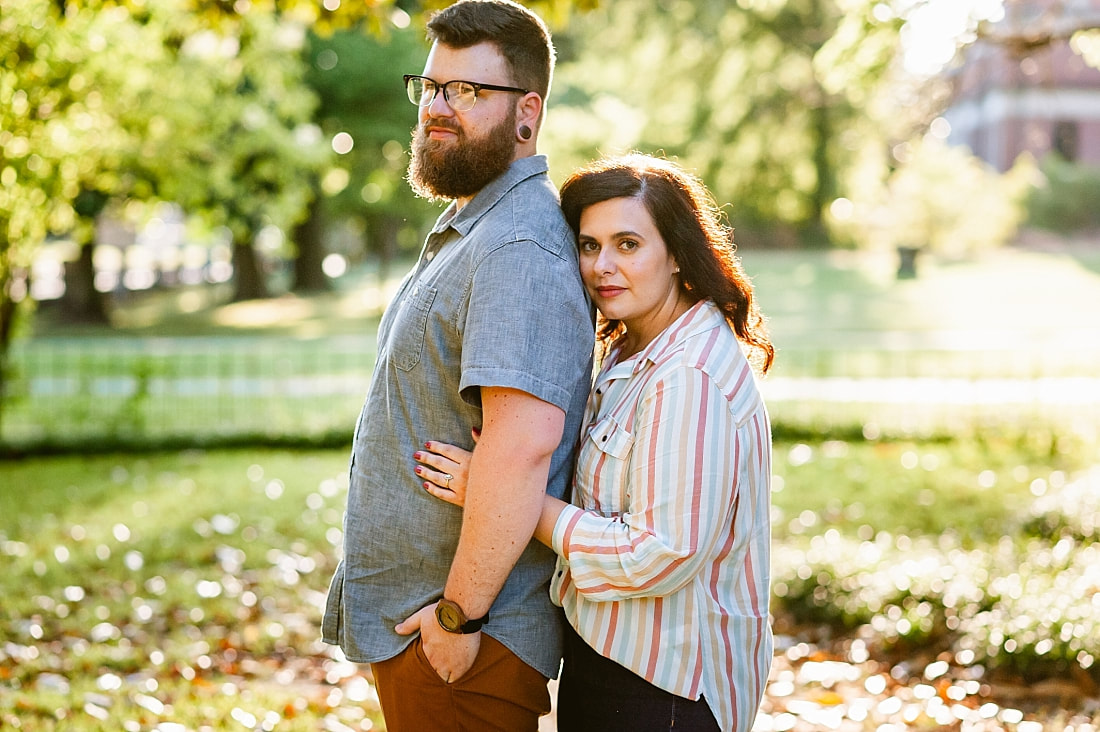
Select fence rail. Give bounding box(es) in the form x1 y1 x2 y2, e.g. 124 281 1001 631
2 337 1098 452
1 336 375 451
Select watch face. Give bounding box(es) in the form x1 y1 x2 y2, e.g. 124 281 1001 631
437 602 463 631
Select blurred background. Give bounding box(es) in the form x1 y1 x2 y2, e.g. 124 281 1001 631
2 1 1100 730
2 0 1099 448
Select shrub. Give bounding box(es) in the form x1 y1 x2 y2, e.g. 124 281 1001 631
1025 156 1100 233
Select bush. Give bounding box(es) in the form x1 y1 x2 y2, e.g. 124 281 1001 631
1026 156 1100 233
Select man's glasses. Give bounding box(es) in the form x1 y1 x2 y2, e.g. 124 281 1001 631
404 75 529 112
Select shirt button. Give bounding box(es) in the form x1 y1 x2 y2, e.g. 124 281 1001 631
425 251 435 261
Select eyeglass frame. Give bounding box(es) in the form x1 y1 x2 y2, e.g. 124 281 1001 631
403 74 531 112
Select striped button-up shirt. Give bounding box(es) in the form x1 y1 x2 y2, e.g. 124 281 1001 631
550 300 773 732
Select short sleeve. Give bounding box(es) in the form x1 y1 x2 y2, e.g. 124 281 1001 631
460 240 594 411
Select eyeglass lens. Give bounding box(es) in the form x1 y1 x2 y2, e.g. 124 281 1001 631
406 78 478 111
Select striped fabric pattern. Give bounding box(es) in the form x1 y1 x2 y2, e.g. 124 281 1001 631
550 300 773 732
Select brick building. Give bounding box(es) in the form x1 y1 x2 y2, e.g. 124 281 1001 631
942 0 1100 171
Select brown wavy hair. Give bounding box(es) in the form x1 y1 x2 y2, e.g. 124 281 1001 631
560 153 774 374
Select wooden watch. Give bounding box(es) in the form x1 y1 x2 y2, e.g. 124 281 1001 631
435 598 488 634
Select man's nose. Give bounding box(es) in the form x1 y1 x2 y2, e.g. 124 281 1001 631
426 86 455 117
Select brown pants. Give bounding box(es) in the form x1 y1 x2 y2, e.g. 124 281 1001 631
370 634 551 732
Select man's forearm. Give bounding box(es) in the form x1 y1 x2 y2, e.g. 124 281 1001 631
443 387 565 618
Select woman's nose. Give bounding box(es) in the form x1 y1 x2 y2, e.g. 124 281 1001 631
595 249 615 274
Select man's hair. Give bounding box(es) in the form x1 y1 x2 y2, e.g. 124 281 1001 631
426 0 555 101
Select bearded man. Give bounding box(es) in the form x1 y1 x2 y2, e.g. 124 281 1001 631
321 2 595 730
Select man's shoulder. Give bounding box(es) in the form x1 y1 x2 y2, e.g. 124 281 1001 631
476 178 574 258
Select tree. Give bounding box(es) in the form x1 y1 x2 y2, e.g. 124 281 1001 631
49 4 189 324
0 0 125 427
546 0 902 245
0 0 331 437
301 24 438 286
149 10 330 301
830 135 1036 277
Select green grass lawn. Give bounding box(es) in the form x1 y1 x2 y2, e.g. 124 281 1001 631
2 426 1097 730
4 241 1100 728
0 449 381 731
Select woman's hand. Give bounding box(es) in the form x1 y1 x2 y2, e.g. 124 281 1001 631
414 432 476 507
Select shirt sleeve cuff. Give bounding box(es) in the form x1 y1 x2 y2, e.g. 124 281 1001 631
551 504 586 559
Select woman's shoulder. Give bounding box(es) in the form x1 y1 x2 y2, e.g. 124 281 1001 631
648 319 763 416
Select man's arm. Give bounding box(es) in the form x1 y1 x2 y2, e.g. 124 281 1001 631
408 385 565 682
446 385 565 613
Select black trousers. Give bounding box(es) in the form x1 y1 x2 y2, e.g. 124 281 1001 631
556 623 721 732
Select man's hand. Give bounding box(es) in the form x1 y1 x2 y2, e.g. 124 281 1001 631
395 603 480 684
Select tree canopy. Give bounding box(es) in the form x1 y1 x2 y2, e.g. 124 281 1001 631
2 0 1099 399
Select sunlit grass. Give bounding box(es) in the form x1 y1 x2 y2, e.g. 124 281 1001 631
744 246 1100 352
0 449 379 731
3 431 1099 729
4 244 1099 727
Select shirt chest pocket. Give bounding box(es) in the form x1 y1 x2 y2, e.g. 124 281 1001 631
388 285 437 372
583 414 635 516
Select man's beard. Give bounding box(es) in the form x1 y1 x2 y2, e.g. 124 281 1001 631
407 108 518 202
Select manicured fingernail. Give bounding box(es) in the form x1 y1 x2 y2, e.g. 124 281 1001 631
424 441 431 449
423 482 431 490
414 466 422 475
413 452 422 460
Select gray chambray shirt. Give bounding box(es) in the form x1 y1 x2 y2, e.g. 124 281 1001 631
322 155 595 680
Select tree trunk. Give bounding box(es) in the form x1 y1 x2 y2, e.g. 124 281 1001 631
897 246 920 279
0 289 17 439
231 236 269 301
291 198 329 293
369 214 400 286
60 240 110 324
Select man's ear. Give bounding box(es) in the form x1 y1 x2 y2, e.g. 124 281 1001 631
516 92 543 138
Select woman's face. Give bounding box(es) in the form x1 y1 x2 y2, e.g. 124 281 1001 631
577 196 682 338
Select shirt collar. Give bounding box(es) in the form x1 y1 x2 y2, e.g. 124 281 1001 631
606 301 726 378
431 155 551 237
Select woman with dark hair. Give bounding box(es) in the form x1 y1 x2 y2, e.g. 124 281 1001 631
415 153 775 732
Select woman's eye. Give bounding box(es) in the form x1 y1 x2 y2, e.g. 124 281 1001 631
619 239 638 250
580 241 599 253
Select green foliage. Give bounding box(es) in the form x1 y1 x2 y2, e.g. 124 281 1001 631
0 0 332 417
303 26 440 258
774 532 1100 683
151 10 331 244
546 0 903 235
1023 466 1100 542
1025 156 1100 233
772 451 1100 682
